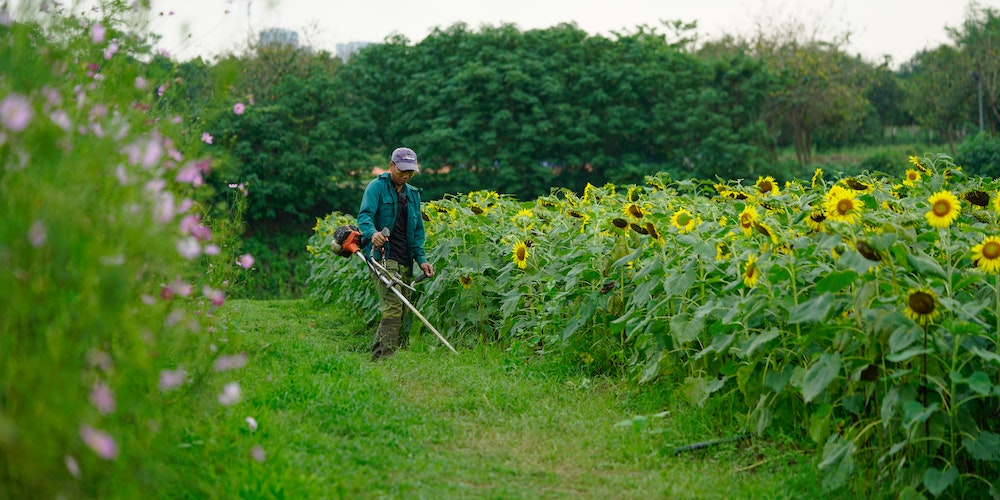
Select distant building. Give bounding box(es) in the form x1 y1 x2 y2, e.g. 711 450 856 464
336 41 372 61
259 28 299 48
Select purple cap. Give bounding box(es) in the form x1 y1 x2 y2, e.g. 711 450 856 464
391 147 418 171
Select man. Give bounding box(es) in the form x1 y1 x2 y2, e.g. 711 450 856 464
357 147 434 360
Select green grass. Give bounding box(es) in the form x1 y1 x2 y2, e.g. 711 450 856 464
157 299 847 499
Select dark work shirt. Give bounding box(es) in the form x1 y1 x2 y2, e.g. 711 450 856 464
388 189 410 266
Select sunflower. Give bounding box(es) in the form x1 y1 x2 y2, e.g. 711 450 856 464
625 203 645 219
743 254 760 288
459 275 473 288
971 235 1000 274
925 190 961 228
511 241 529 269
644 222 661 240
806 211 827 232
611 217 629 229
671 209 696 233
855 240 881 262
756 175 779 196
716 242 730 261
909 155 931 175
824 185 862 224
903 169 922 187
994 190 1000 215
811 168 824 190
904 287 940 325
843 178 872 193
965 190 990 208
753 221 779 244
739 205 760 236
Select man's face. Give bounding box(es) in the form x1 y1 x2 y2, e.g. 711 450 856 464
389 162 416 188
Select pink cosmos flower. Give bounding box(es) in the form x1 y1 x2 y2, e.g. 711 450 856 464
176 163 204 186
213 353 247 372
251 445 266 463
203 286 226 308
28 220 47 248
50 109 71 131
167 277 193 297
201 132 213 144
177 236 201 260
204 244 221 256
103 42 119 60
1 93 33 132
218 382 241 406
233 102 246 115
134 77 148 90
80 425 118 460
238 254 255 269
90 23 106 43
157 85 165 97
90 382 115 415
65 456 81 478
159 368 187 391
245 416 258 431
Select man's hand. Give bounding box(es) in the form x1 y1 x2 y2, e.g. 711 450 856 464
371 231 387 248
419 262 434 278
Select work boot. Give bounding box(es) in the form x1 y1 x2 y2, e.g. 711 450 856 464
370 317 402 361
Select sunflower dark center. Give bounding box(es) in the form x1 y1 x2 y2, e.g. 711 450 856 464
516 247 526 260
909 291 936 315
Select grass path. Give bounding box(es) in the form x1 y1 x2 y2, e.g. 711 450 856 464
198 300 827 499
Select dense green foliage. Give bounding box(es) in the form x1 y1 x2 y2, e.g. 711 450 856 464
310 155 1000 496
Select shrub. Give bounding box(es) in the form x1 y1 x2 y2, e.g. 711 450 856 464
956 132 1000 177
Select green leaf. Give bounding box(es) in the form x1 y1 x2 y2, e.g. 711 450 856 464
814 270 859 294
906 250 947 279
788 292 834 324
800 353 841 403
683 376 727 407
886 347 931 363
923 465 958 497
902 401 939 427
809 404 832 444
950 370 993 395
670 312 704 345
765 365 795 394
970 346 1000 367
662 264 697 296
740 328 781 358
611 245 644 269
962 430 1000 462
838 250 878 274
889 323 922 354
818 435 856 491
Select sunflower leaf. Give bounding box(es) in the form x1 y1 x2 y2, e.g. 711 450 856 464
906 250 947 279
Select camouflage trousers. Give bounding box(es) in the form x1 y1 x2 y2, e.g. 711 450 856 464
370 259 412 361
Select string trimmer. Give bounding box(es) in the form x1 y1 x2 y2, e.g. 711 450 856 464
330 225 457 354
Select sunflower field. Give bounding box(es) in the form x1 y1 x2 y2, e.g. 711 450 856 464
308 154 1000 497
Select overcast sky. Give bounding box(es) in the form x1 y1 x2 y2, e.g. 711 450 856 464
141 0 998 67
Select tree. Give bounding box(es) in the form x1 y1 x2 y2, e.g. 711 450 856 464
900 45 974 154
949 2 1000 134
